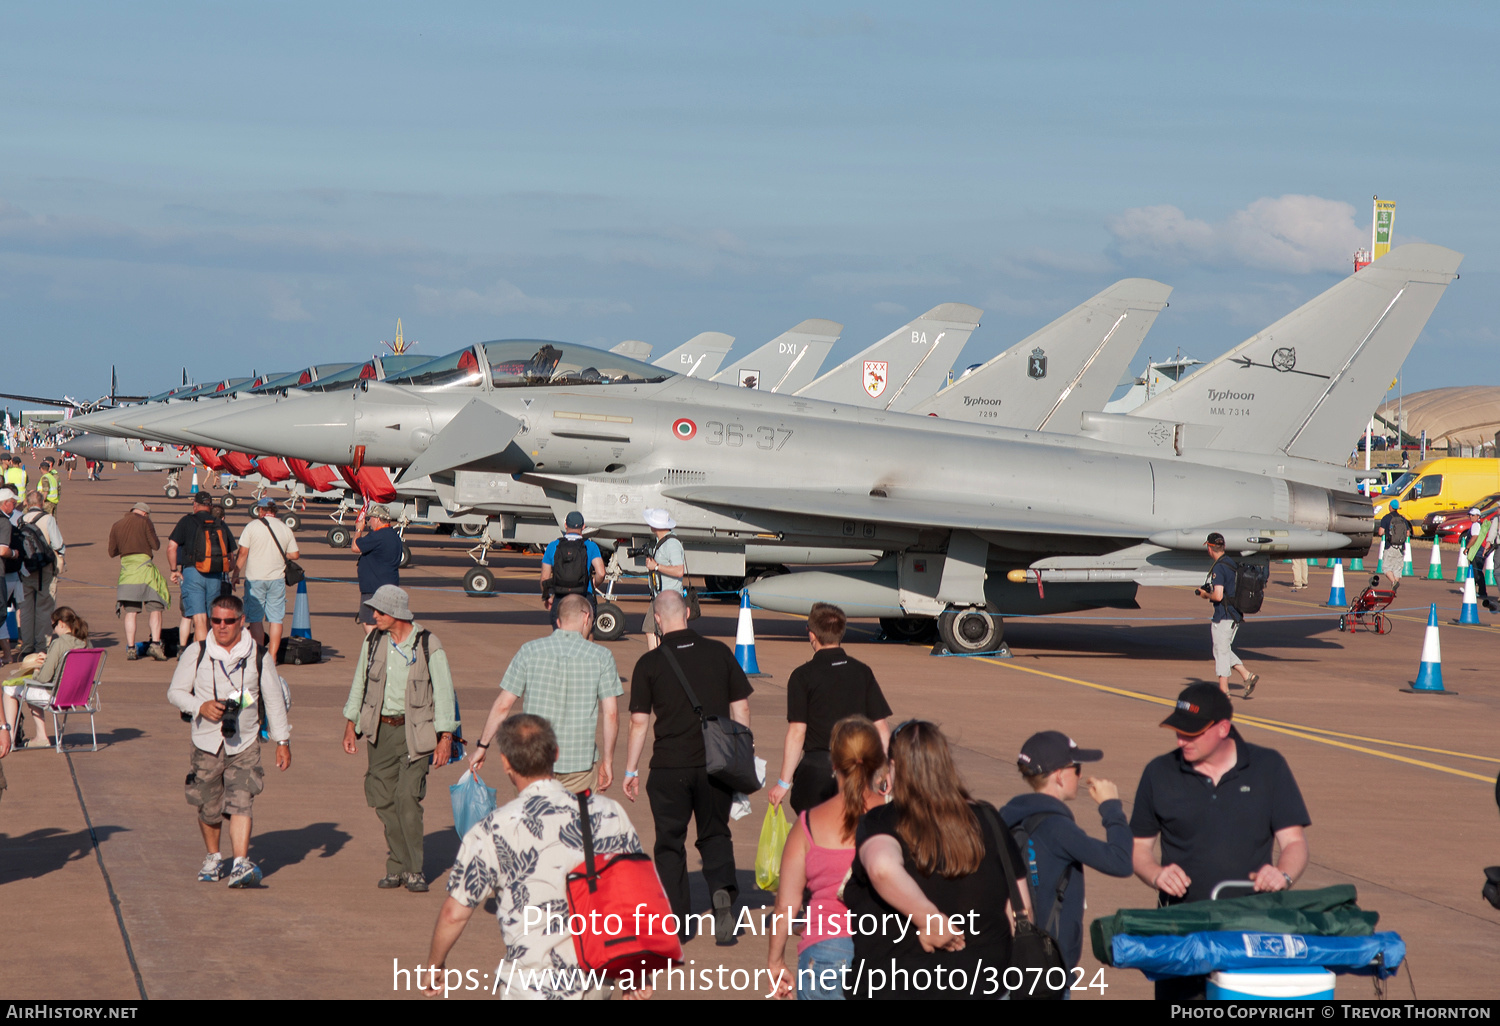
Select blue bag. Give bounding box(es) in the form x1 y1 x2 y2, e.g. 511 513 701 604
450 769 497 839
1110 931 1406 980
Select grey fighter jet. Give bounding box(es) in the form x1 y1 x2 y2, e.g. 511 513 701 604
795 303 982 411
712 319 841 393
911 280 1172 429
155 245 1461 653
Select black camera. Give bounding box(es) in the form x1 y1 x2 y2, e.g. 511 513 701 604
219 701 239 737
627 545 653 560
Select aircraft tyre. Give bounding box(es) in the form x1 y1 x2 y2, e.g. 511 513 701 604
594 601 627 642
880 617 936 643
282 512 301 531
399 542 412 569
165 485 180 499
744 564 791 586
937 606 1003 655
704 575 746 598
221 493 237 510
327 526 351 548
463 566 496 596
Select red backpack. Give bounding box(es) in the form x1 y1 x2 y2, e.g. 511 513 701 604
566 791 682 979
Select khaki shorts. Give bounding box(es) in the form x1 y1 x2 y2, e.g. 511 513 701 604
186 744 264 824
1210 619 1242 677
555 764 599 794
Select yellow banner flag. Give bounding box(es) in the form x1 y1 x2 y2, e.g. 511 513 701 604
1372 198 1396 260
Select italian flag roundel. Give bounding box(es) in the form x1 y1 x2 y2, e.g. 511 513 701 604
672 418 697 440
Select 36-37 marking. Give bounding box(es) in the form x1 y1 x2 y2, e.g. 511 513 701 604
701 422 793 450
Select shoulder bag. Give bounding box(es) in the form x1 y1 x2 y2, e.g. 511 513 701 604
659 643 760 793
258 516 306 586
977 803 1069 1000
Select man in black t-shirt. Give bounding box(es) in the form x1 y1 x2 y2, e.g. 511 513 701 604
624 591 752 946
1130 682 1310 1001
768 602 892 813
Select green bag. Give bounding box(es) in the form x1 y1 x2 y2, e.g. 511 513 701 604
755 804 792 892
1090 885 1380 966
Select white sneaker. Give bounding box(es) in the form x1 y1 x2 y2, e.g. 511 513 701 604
198 853 224 882
225 857 262 888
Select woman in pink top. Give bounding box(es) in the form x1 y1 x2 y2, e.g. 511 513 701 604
767 715 888 999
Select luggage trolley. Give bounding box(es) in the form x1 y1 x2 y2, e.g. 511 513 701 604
1338 574 1397 635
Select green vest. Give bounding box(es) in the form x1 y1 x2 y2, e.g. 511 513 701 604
355 628 439 761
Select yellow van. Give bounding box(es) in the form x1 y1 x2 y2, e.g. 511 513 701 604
1371 458 1500 536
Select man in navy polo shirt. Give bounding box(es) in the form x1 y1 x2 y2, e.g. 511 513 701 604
1130 682 1310 1000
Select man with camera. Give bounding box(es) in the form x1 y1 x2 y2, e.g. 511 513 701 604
168 593 292 888
640 508 686 651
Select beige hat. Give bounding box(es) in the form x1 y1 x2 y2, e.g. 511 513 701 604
362 584 413 621
132 501 152 513
366 504 393 521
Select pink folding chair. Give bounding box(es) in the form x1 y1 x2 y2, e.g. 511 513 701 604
41 647 106 753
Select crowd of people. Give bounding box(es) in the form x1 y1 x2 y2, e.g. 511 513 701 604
0 461 1317 1002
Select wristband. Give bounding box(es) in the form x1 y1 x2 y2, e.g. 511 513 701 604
1281 871 1294 887
777 779 792 790
476 741 489 749
625 770 639 779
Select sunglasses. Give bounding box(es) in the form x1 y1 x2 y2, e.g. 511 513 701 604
210 616 242 625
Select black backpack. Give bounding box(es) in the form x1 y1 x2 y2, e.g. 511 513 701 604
551 536 590 593
1011 812 1070 946
1212 557 1267 615
1386 514 1411 548
15 511 56 573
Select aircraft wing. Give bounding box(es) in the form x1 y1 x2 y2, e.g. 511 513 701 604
658 484 1152 537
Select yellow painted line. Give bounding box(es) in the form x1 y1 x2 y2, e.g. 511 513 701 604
1233 714 1500 764
973 656 1495 785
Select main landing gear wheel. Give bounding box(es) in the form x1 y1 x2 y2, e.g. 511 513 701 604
880 617 936 643
937 607 1004 655
220 493 238 510
594 601 626 642
463 566 496 595
704 575 746 597
398 542 412 569
165 485 180 499
282 512 301 531
327 525 351 548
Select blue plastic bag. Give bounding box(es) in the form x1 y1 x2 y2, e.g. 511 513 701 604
450 769 497 839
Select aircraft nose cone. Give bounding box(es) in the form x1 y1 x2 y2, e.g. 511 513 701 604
60 433 110 461
194 395 356 464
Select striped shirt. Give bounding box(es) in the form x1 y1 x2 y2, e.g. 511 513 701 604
500 629 622 773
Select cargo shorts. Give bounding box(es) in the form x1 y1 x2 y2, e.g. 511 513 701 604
185 744 264 824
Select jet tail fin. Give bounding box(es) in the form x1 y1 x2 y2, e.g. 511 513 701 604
1131 244 1462 464
911 280 1171 429
653 332 734 378
797 304 982 411
610 340 653 361
712 318 841 392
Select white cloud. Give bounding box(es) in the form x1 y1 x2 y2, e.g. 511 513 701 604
413 279 631 317
1108 195 1364 273
267 281 312 322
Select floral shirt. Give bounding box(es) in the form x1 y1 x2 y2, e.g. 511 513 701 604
447 778 643 999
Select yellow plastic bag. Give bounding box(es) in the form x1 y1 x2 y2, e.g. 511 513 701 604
755 803 792 892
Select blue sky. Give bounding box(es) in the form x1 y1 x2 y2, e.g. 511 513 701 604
3 2 1496 402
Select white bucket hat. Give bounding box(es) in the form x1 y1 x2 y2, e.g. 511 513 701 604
362 584 414 621
643 508 676 530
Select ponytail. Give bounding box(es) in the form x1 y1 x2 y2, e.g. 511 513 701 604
829 715 886 844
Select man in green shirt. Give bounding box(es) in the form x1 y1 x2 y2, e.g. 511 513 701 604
471 593 622 794
341 585 458 892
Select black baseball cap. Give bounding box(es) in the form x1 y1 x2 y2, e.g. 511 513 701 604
564 511 585 529
1205 532 1226 547
1160 682 1233 736
1017 730 1103 776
